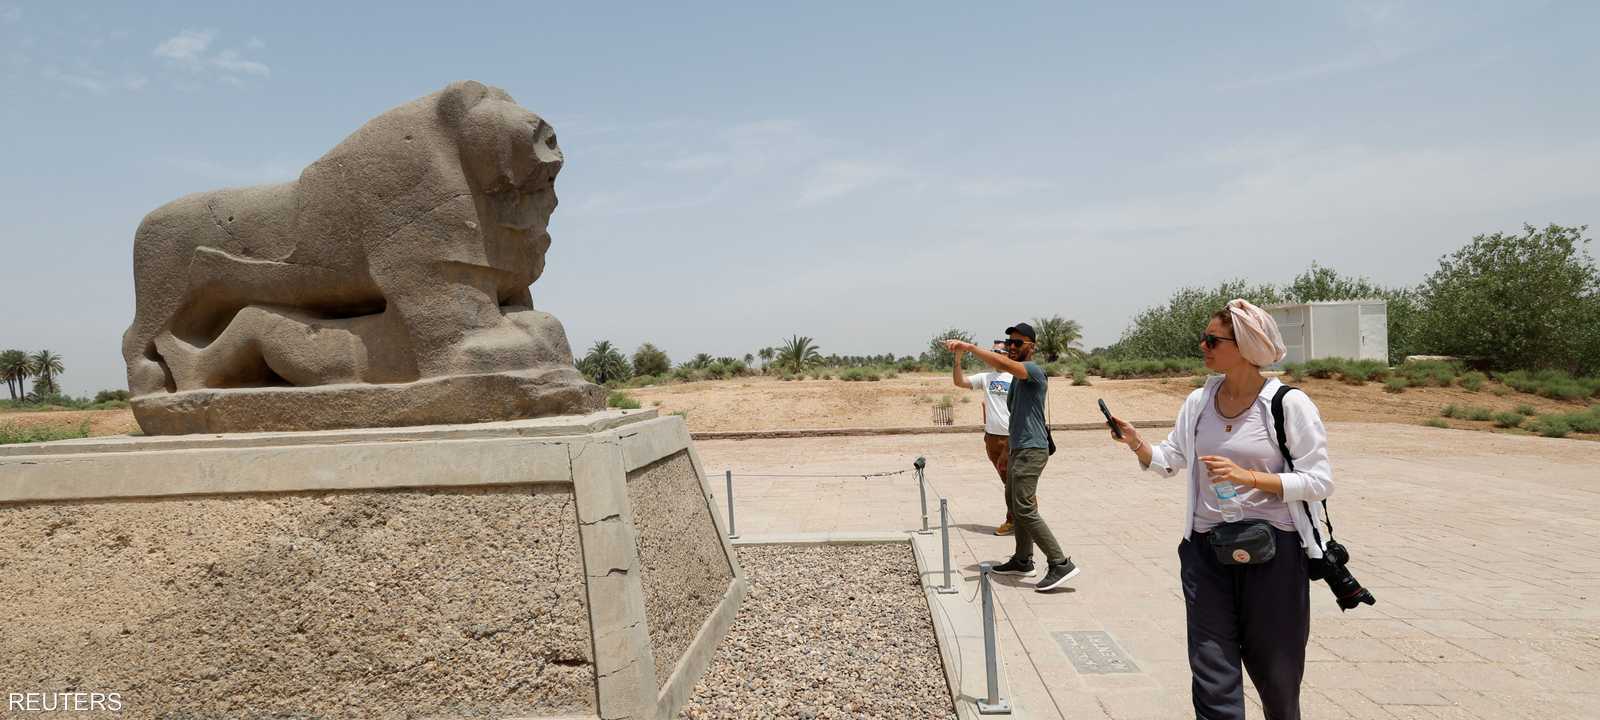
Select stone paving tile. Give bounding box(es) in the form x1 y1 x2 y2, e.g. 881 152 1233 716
696 422 1600 719
1359 689 1454 707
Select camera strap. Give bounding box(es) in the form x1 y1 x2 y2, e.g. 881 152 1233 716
1271 384 1335 544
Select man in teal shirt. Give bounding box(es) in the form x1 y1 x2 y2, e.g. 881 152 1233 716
947 322 1080 591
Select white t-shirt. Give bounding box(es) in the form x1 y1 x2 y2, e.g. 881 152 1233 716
966 371 1014 436
1192 399 1295 533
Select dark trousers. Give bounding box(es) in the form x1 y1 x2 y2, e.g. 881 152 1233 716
1179 529 1309 720
1007 447 1065 565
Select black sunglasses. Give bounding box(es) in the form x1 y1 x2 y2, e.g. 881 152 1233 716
1002 338 1028 347
1202 333 1237 350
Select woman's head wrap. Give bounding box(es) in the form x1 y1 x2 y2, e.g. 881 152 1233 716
1225 298 1287 366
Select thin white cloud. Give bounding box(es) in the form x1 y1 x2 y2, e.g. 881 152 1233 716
246 36 265 50
153 29 214 65
1215 45 1412 92
39 61 148 95
211 48 269 77
994 140 1600 237
0 4 20 24
43 67 109 95
796 159 907 206
153 29 269 83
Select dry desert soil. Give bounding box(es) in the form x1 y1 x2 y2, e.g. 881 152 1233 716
3 372 1595 441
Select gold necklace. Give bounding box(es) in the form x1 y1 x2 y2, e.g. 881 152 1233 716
1214 392 1248 433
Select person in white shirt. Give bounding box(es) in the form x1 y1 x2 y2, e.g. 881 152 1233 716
953 338 1037 536
1105 299 1334 720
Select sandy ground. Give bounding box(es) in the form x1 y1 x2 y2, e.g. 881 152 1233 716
630 372 1596 438
631 374 1197 431
0 407 140 437
2 372 1593 442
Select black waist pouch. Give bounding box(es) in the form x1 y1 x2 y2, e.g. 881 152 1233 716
1210 521 1277 565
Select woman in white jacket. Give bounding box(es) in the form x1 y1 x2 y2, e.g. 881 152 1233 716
1107 299 1333 720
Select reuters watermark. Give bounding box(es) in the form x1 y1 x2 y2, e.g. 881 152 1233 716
7 692 124 713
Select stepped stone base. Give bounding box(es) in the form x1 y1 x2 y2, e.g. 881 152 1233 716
0 410 743 720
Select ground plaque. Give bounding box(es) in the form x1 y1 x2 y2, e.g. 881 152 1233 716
1054 630 1141 674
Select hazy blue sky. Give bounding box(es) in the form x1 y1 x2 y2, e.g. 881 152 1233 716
2 1 1597 395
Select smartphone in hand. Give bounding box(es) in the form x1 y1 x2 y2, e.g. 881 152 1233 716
1098 398 1122 439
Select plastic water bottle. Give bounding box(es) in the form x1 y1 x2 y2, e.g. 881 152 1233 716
1212 480 1244 522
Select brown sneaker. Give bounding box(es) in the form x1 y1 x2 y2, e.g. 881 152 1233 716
994 520 1014 536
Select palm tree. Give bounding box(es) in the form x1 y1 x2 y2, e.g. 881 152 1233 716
1 349 30 401
757 347 775 371
775 335 822 373
685 353 714 370
578 340 630 384
743 353 754 366
29 350 64 396
1032 316 1085 362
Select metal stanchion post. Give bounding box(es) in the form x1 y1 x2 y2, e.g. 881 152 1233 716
938 497 957 594
915 456 930 534
977 563 1011 714
724 470 737 539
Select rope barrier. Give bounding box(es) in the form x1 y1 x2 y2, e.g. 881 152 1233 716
705 468 912 480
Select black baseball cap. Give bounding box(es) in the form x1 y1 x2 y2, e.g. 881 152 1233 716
1005 322 1036 341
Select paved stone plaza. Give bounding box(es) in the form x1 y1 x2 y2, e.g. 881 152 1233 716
696 422 1600 719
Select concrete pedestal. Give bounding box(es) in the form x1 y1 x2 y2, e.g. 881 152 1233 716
0 410 744 720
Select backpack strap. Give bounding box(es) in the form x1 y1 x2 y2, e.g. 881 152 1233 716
1271 384 1334 543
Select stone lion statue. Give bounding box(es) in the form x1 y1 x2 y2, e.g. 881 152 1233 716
122 80 603 434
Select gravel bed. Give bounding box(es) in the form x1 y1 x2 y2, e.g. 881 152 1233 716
680 543 955 720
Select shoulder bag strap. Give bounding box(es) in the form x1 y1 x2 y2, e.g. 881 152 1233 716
1271 384 1334 542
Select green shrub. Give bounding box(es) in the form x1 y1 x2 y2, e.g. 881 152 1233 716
669 410 690 419
1459 371 1486 392
1423 417 1450 429
865 371 882 382
1462 406 1493 422
1540 381 1590 401
840 368 865 382
606 391 641 410
1280 362 1305 382
1499 369 1600 401
1563 409 1600 434
1528 416 1572 438
1097 358 1205 379
1440 404 1459 418
1384 377 1409 393
1072 368 1091 386
0 420 91 445
1515 404 1537 416
1352 360 1391 382
1414 224 1599 375
1191 376 1207 389
1490 385 1512 396
1397 360 1459 387
1491 411 1524 429
1304 359 1343 379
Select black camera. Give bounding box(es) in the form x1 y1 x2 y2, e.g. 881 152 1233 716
1310 540 1376 611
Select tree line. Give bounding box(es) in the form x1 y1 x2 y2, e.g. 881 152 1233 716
2 349 66 402
1106 224 1599 374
